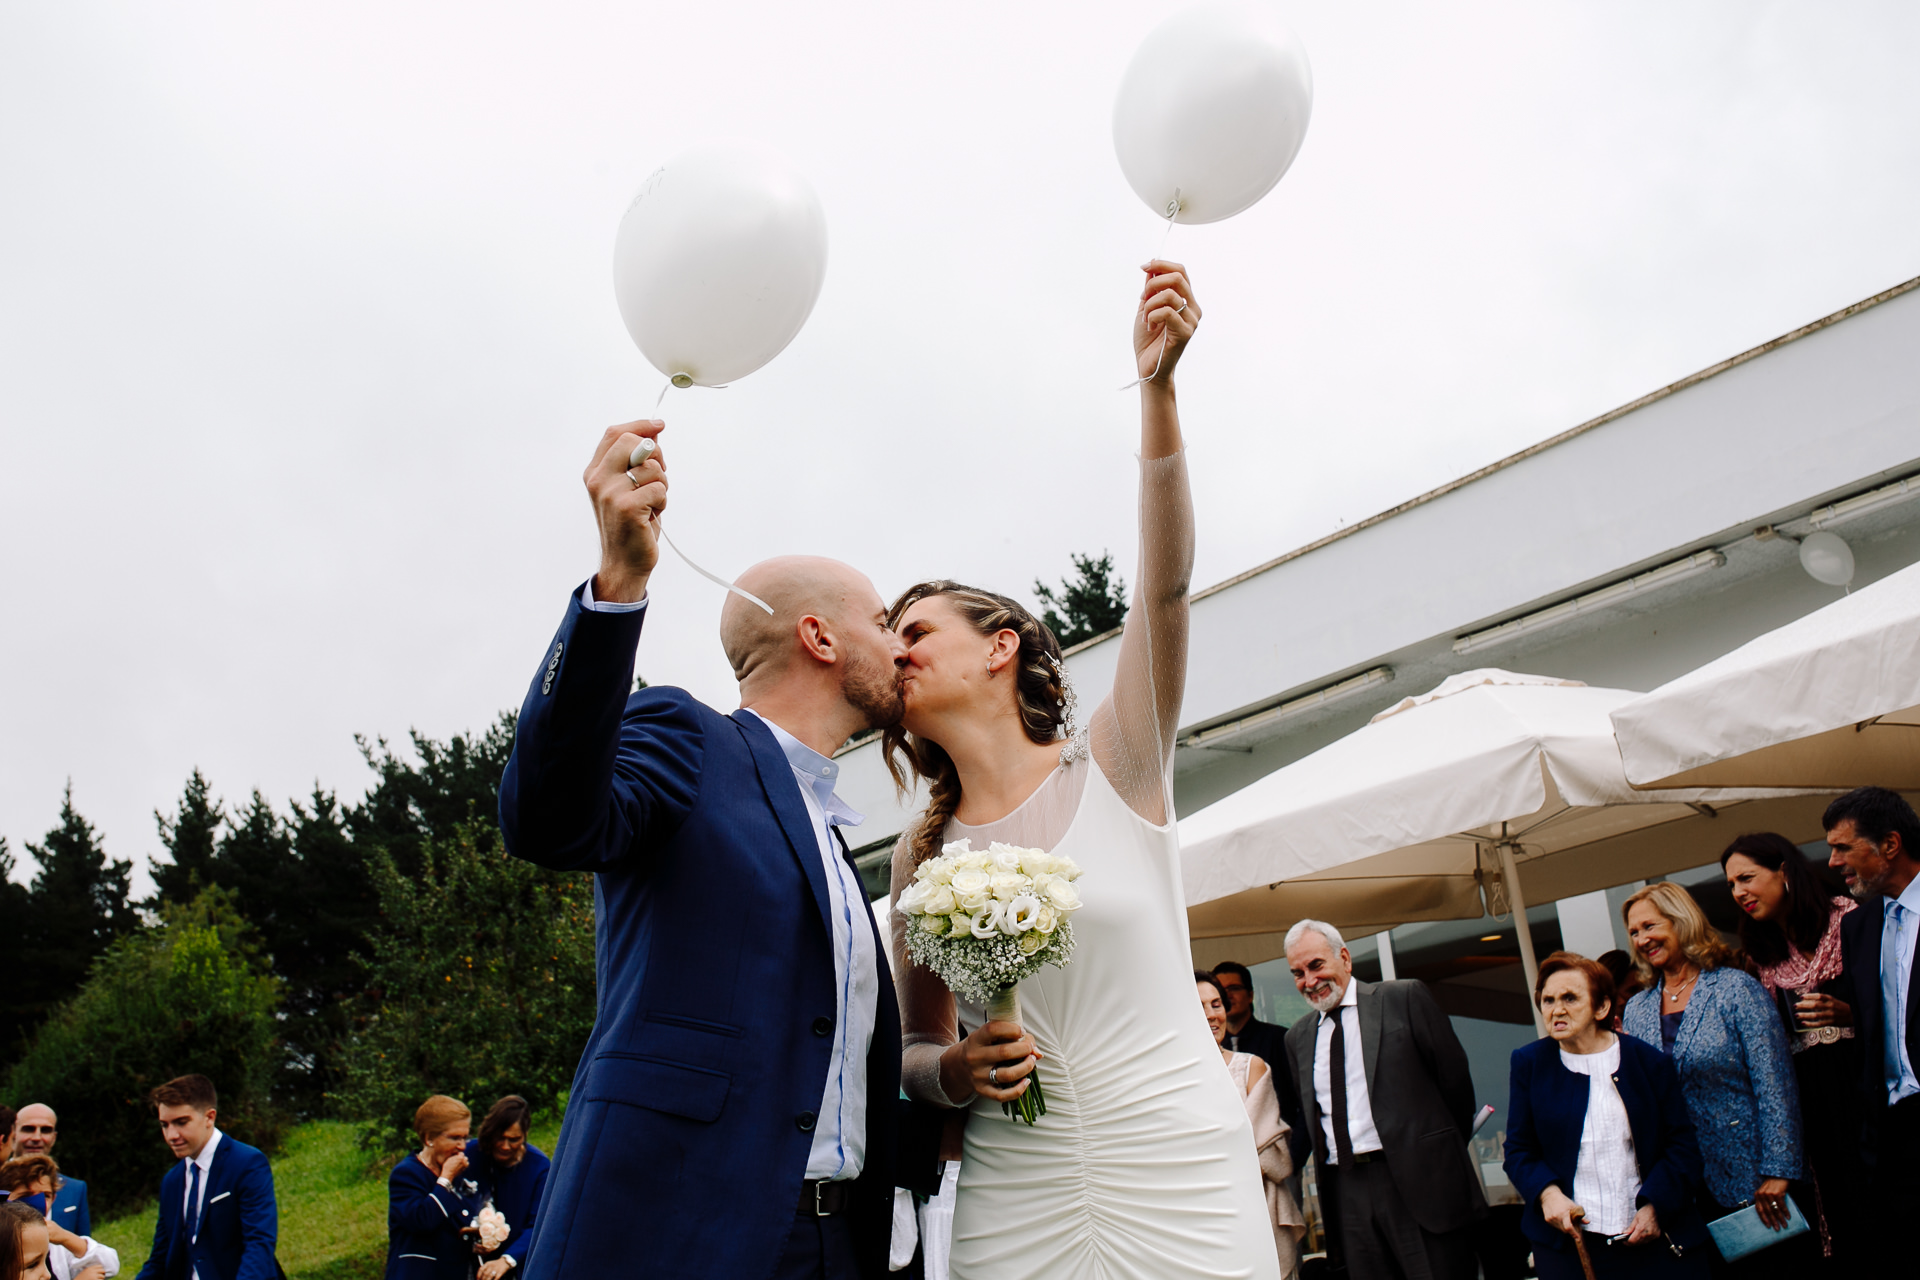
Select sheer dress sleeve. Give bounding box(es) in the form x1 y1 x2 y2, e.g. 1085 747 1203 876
1088 449 1193 825
891 830 968 1108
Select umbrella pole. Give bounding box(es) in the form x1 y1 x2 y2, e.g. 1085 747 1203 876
1497 840 1547 1037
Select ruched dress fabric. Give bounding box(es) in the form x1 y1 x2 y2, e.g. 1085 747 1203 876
891 451 1279 1280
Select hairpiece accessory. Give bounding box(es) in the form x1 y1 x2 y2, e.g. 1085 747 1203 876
1047 653 1090 764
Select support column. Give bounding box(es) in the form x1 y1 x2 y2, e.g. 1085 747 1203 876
1498 841 1545 1037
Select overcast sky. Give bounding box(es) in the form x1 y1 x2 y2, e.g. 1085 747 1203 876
4 1 1917 893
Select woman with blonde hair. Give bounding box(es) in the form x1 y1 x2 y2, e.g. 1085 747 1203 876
1620 884 1809 1275
386 1096 480 1280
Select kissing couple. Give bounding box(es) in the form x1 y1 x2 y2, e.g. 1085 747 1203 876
498 262 1279 1280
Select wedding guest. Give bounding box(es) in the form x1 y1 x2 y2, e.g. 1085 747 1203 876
0 1160 114 1280
1282 919 1486 1280
1215 963 1309 1170
1621 884 1810 1275
2 1200 52 1280
1721 832 1863 1266
1825 786 1920 1274
8 1109 88 1237
463 1097 549 1280
132 1074 278 1280
1199 972 1304 1278
1505 952 1708 1278
386 1096 479 1280
0 1107 14 1164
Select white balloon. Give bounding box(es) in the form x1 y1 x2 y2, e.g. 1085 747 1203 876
1112 3 1313 225
1799 530 1856 587
612 144 828 388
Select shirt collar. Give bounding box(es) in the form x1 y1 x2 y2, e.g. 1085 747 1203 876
1892 876 1920 916
739 709 865 829
192 1127 223 1173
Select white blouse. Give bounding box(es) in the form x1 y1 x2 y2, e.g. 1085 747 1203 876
1559 1038 1641 1236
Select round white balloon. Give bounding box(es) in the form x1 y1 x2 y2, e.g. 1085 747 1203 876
612 144 828 387
1112 2 1313 225
1799 530 1856 587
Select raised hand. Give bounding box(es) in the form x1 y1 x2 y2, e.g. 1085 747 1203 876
1133 260 1202 385
585 419 669 603
439 1150 470 1183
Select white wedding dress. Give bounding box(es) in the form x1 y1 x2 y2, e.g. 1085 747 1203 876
890 452 1279 1280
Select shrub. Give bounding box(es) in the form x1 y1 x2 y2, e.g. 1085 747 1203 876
4 888 283 1214
331 826 595 1152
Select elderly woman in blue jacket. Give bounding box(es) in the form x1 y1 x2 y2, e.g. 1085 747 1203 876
1622 884 1811 1273
1506 951 1709 1278
386 1096 482 1280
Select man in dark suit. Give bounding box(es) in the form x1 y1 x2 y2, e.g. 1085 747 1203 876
1213 962 1308 1171
1827 786 1920 1273
133 1074 278 1280
10 1103 90 1237
1283 919 1485 1280
500 422 907 1280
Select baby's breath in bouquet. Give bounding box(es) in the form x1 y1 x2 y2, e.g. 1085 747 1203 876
897 839 1085 1124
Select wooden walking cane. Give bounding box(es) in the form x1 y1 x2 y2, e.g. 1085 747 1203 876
1568 1209 1599 1280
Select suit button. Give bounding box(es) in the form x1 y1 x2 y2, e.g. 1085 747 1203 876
812 1016 833 1037
796 1111 817 1132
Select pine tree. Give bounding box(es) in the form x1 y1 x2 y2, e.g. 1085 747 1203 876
348 712 517 879
150 769 223 906
0 837 35 1059
19 784 138 1029
1034 551 1131 648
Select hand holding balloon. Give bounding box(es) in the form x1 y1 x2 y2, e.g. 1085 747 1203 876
586 420 668 604
1134 260 1202 386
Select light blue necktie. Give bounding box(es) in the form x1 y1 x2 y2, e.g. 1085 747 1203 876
1887 900 1908 1094
184 1162 202 1242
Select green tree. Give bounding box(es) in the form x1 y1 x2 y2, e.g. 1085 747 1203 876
1034 551 1130 648
333 824 596 1152
348 713 517 880
0 838 34 1059
4 886 283 1214
16 785 138 1034
149 768 222 907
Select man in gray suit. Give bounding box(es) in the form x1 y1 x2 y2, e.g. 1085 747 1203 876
1283 919 1484 1280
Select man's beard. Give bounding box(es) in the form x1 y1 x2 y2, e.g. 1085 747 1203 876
1305 979 1343 1014
845 652 906 731
1849 861 1893 900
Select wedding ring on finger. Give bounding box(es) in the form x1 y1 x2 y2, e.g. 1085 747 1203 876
625 468 642 489
629 438 656 469
987 1067 1000 1086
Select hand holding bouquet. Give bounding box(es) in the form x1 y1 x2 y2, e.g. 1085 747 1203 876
896 839 1085 1123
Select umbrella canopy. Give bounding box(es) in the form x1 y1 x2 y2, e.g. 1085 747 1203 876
1611 558 1920 790
1178 670 1828 976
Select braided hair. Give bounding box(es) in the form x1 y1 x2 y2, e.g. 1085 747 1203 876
883 580 1070 868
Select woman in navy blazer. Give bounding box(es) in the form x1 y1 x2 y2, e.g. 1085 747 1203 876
1505 952 1709 1278
386 1097 481 1280
463 1097 549 1280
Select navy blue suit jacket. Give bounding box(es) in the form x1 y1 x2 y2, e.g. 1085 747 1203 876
499 591 902 1280
385 1157 479 1280
133 1135 279 1280
50 1176 91 1238
1503 1035 1708 1252
1839 893 1920 1160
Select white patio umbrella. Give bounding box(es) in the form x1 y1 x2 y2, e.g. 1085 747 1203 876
1611 558 1920 790
1178 671 1828 1018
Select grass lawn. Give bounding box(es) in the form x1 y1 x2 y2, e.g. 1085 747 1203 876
93 1114 563 1280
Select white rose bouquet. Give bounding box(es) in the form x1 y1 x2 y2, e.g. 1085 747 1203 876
896 838 1085 1124
475 1205 510 1252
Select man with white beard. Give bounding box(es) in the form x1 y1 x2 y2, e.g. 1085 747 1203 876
1282 920 1485 1280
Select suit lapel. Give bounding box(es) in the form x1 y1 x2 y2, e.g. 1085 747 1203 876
1292 1025 1325 1162
732 711 834 941
1356 981 1383 1090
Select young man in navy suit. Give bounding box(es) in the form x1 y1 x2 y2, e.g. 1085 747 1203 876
500 422 909 1280
132 1075 279 1280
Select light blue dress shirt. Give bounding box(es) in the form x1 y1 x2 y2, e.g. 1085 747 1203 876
739 708 879 1181
1882 877 1920 1103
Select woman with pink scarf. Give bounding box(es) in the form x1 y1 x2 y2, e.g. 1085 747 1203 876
1196 971 1305 1279
1721 832 1863 1270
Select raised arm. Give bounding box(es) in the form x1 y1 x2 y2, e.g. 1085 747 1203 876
1091 261 1198 824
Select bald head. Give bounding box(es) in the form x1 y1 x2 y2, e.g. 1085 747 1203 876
13 1103 57 1156
721 556 877 684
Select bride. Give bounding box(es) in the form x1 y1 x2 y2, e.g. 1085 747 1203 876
886 262 1277 1280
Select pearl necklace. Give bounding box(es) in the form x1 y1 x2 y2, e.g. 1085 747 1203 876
1664 967 1700 1004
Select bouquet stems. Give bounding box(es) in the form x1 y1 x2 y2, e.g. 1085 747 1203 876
986 986 1046 1125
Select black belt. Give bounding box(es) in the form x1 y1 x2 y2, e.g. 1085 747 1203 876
1340 1151 1380 1165
799 1179 853 1217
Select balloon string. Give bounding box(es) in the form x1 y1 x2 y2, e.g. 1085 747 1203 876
1120 191 1181 391
641 374 772 615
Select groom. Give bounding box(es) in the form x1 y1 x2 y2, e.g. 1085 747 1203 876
499 420 907 1280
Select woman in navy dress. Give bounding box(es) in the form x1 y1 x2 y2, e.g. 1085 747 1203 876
1505 951 1709 1277
464 1096 551 1280
387 1096 481 1280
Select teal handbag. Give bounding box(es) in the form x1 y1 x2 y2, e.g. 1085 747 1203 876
1705 1194 1810 1263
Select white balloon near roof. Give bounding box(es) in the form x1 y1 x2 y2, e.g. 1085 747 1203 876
1798 530 1856 587
612 144 829 388
1112 2 1314 224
